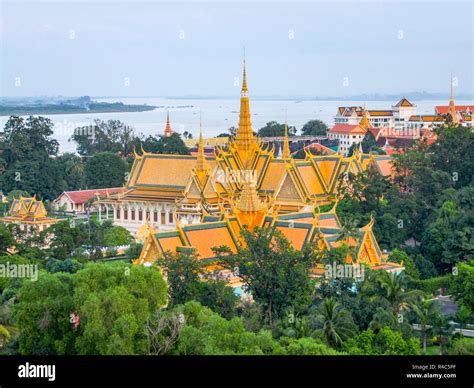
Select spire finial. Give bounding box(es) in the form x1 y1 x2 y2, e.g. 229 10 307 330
282 120 291 159
196 111 206 173
448 73 460 124
165 110 173 137
241 47 248 96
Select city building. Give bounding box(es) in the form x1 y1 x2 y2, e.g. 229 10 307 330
334 98 417 129
53 188 125 214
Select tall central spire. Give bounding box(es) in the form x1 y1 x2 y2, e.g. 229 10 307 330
196 116 206 173
234 59 256 161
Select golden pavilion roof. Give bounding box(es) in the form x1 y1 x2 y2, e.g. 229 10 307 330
112 60 393 215
0 196 57 225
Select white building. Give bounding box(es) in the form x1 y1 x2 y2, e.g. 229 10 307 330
334 98 417 129
328 124 367 155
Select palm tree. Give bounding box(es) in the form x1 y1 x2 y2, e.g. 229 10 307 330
377 271 422 315
337 219 360 242
410 299 441 354
319 298 356 349
0 324 11 348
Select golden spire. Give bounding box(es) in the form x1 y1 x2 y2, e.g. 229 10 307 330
282 121 291 159
448 74 460 124
242 57 248 95
164 110 173 137
234 59 257 158
360 108 371 129
196 114 206 173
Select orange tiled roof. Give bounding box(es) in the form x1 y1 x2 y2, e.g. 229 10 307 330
435 105 474 115
394 98 414 107
329 124 367 135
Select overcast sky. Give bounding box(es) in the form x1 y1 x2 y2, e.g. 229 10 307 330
1 0 473 97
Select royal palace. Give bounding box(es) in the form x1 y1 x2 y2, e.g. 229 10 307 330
99 61 402 280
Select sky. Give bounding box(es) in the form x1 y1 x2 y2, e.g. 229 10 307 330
0 0 473 98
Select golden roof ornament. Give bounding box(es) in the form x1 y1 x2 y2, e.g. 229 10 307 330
359 108 371 130
235 174 265 213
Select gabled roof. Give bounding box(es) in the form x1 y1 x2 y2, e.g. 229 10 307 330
435 105 474 115
1 196 57 225
394 98 414 107
302 143 336 155
329 124 367 135
57 188 124 205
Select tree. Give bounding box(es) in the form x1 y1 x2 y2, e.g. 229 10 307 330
157 133 191 155
158 249 205 306
215 227 318 325
42 220 88 260
345 327 420 355
431 125 473 188
389 249 420 279
146 310 185 355
301 119 328 136
16 272 75 355
348 131 385 156
103 226 133 247
0 324 11 349
197 274 239 320
376 271 422 315
85 152 128 188
182 131 193 140
0 116 59 164
16 264 168 355
0 116 66 199
56 153 85 191
314 298 357 349
0 223 15 255
169 302 282 355
450 262 474 312
71 119 136 157
421 199 473 273
409 299 441 353
158 250 237 316
257 121 296 137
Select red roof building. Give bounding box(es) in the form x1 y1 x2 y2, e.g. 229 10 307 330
53 188 125 214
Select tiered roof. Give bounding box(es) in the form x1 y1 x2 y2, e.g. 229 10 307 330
1 196 57 225
130 60 402 278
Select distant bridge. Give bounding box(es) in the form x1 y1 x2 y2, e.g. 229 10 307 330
260 135 329 143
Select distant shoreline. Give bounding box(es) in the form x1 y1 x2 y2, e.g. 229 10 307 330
0 103 157 117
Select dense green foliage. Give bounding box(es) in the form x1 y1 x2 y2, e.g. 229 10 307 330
300 119 328 136
0 116 190 199
15 264 167 355
257 121 296 137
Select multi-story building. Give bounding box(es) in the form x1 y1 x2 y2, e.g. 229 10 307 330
334 98 417 129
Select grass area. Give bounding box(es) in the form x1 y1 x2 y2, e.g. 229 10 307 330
425 345 440 355
425 337 474 355
101 257 131 266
